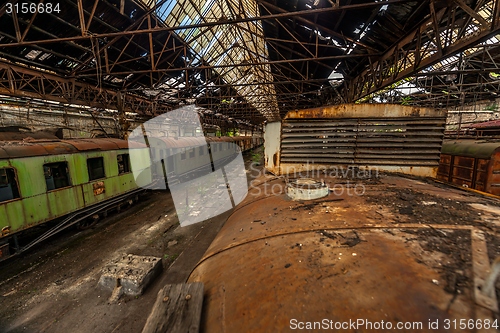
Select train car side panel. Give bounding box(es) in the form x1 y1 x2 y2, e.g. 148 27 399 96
436 154 452 182
46 187 84 219
3 200 23 232
475 158 489 192
486 149 500 195
81 151 114 206
451 156 475 188
8 157 52 230
20 196 50 228
440 140 500 196
11 156 47 197
40 153 85 219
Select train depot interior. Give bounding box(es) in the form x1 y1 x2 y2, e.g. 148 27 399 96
1 0 500 332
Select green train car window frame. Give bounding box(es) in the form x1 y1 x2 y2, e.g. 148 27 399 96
117 154 131 174
43 162 71 191
87 157 106 181
0 168 20 202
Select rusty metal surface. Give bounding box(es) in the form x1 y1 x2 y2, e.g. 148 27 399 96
0 243 9 260
439 141 500 196
268 105 446 177
486 152 500 196
188 173 499 332
468 120 500 129
442 140 500 159
284 104 446 119
471 229 499 313
62 140 103 151
0 138 136 159
190 231 456 332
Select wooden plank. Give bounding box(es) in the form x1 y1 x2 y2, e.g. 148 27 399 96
142 282 204 333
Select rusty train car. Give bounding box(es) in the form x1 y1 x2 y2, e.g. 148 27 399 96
0 135 263 260
438 139 500 196
181 173 500 332
0 138 152 259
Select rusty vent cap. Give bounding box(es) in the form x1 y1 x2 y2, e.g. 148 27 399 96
286 178 329 201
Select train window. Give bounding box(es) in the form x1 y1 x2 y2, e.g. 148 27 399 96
87 157 105 181
219 143 223 151
189 148 195 158
213 144 218 152
117 154 131 174
44 162 71 191
180 148 187 160
0 168 20 202
199 146 205 156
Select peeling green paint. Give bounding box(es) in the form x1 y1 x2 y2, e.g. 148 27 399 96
1 148 151 237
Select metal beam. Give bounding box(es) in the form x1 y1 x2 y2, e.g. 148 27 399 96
345 0 500 102
0 61 168 115
75 52 381 77
0 0 418 48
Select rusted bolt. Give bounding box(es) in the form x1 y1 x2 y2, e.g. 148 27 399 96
185 294 191 300
163 296 169 302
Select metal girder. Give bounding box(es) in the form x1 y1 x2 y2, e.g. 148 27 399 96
0 61 168 115
345 0 500 102
0 0 418 49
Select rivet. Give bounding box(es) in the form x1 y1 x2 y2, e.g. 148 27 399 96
185 294 191 300
163 297 169 302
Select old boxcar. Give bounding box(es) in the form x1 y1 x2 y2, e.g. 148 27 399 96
438 139 500 195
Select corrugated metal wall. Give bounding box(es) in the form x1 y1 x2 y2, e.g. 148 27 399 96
280 117 446 166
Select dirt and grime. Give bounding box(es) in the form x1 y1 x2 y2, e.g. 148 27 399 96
190 168 500 331
1 152 500 332
0 149 263 333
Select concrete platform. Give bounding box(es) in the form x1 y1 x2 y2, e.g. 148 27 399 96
99 254 162 296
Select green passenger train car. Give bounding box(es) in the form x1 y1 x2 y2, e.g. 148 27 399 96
0 139 152 257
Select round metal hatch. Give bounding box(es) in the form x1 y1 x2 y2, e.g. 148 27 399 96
286 178 329 201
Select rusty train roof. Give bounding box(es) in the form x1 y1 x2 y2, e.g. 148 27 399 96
470 119 500 129
0 138 145 159
442 139 500 159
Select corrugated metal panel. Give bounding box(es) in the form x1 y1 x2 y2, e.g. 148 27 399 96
280 117 445 166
